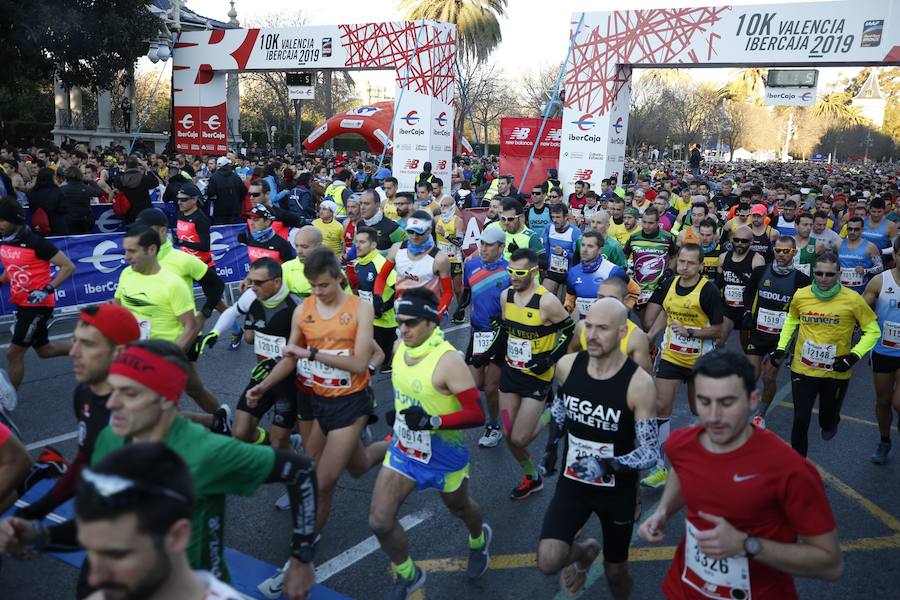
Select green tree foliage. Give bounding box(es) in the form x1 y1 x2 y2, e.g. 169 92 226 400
399 0 507 64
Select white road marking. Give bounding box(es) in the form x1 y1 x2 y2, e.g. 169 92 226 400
316 509 432 582
13 498 67 524
25 431 78 451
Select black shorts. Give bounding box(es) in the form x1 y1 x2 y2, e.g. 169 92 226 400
655 358 693 382
745 334 777 356
295 384 314 422
543 270 567 285
464 332 504 367
313 389 374 433
499 366 552 400
872 351 900 373
373 326 397 364
12 306 52 348
236 378 297 430
540 477 637 564
450 262 463 276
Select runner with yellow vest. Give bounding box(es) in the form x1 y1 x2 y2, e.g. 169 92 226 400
642 243 724 488
323 170 352 222
435 195 465 318
369 288 492 598
478 248 574 500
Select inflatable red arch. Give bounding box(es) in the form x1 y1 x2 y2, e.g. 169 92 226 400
303 101 474 155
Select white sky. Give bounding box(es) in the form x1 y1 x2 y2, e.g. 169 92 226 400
141 0 865 97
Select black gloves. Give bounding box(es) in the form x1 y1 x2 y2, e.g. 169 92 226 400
768 349 787 368
400 405 433 431
833 353 859 373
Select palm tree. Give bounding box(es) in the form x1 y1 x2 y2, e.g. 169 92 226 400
812 92 866 126
719 68 766 104
399 0 508 64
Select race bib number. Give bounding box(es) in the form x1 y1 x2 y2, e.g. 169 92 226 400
576 297 595 316
840 267 864 288
800 340 836 370
682 521 751 600
755 308 786 334
506 337 533 369
358 290 374 305
882 321 900 348
666 328 702 355
393 420 432 464
473 331 493 355
253 332 286 359
724 284 744 307
549 253 569 273
138 319 151 341
296 358 313 386
563 433 615 487
310 349 352 388
438 241 456 257
637 288 653 305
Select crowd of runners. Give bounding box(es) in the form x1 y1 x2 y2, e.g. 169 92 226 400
0 142 898 599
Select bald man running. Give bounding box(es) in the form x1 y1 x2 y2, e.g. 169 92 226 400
537 298 657 598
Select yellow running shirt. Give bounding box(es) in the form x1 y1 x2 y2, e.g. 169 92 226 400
580 319 636 355
115 267 196 342
779 285 878 380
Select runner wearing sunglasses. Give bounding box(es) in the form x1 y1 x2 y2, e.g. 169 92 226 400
769 252 880 457
715 226 765 349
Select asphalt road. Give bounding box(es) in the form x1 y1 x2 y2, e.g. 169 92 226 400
1 318 899 600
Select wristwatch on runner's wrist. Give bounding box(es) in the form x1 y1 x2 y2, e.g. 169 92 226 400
429 415 442 429
743 535 762 558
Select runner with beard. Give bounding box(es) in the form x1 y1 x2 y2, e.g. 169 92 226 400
716 226 764 349
623 207 676 325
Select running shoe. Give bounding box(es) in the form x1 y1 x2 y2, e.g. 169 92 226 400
451 309 466 324
275 492 291 511
821 420 839 441
641 466 668 488
390 566 426 600
210 405 233 436
19 446 70 493
539 445 559 477
257 560 291 599
478 425 502 448
229 332 242 351
381 365 393 375
751 416 766 429
466 523 493 579
510 475 543 501
870 441 891 465
290 433 302 451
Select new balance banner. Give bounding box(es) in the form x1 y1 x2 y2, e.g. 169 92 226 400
499 117 562 195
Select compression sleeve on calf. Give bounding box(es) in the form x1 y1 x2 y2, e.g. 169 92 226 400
266 450 317 562
373 260 395 296
548 317 576 362
776 312 800 352
613 418 660 470
852 320 881 358
456 287 472 311
436 387 485 430
438 275 453 315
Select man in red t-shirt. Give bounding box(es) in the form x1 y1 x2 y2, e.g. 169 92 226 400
0 198 75 389
639 349 842 600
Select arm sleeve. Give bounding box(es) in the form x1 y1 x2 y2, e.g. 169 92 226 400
373 260 395 296
851 318 881 358
699 282 724 324
198 268 225 316
744 266 765 311
777 311 800 351
547 317 576 363
211 289 257 335
456 286 472 311
613 418 660 470
865 253 884 276
438 276 453 315
266 451 317 561
178 219 211 252
436 386 484 430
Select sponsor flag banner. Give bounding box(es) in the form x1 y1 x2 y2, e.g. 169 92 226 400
460 208 489 257
499 118 562 195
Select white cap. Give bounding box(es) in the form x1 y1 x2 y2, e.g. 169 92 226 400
216 156 231 167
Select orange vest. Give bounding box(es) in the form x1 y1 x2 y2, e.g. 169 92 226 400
298 293 370 397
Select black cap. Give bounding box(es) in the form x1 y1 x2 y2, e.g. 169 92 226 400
135 208 169 227
179 183 201 198
249 204 275 220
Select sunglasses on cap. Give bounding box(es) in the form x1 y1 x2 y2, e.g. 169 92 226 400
80 468 190 508
507 266 535 277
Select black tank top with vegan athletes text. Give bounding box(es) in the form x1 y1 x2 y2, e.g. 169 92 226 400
559 352 638 492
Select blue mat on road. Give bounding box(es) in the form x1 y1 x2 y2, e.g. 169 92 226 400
5 480 352 600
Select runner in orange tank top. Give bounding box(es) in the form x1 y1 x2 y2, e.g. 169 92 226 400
246 247 389 535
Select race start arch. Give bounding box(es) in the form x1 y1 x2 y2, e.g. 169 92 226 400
172 21 456 190
559 0 899 187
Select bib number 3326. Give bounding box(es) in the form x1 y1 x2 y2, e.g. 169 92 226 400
682 521 751 600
